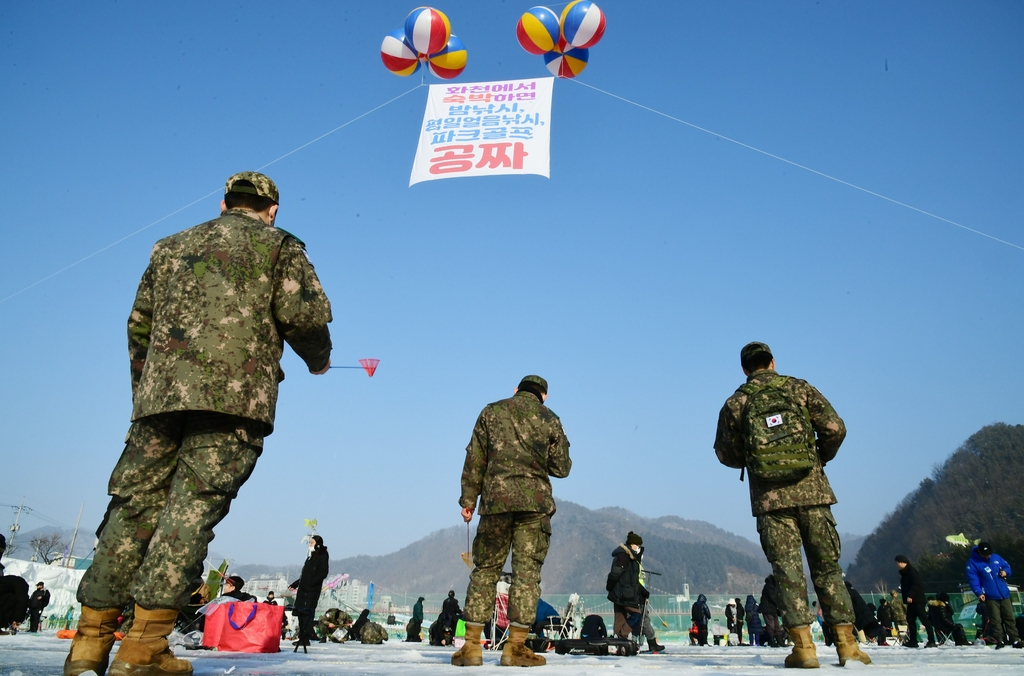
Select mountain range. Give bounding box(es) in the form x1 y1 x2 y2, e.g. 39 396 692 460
235 499 775 595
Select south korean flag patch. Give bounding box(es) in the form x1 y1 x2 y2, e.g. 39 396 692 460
766 414 783 428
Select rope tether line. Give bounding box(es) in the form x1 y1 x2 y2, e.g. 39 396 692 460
0 83 426 307
569 78 1023 254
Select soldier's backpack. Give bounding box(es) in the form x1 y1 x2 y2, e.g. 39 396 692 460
738 376 817 482
360 622 388 644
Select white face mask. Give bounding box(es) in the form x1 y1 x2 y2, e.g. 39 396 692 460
309 543 316 552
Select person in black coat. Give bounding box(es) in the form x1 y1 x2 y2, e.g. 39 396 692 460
290 535 330 647
876 599 891 646
844 581 881 642
759 575 785 647
606 532 664 652
349 608 371 643
928 592 968 645
441 590 462 627
691 593 711 646
734 598 745 645
895 554 935 648
29 582 51 632
0 574 30 634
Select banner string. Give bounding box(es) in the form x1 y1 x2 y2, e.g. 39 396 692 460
569 79 1024 253
0 83 426 306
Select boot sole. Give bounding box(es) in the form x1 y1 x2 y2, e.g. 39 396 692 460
107 662 193 676
452 658 483 666
784 659 820 668
65 657 109 676
500 657 546 667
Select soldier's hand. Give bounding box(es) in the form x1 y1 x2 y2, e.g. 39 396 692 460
979 594 985 602
461 506 474 523
311 359 331 375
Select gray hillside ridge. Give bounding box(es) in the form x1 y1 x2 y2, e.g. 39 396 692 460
228 500 865 594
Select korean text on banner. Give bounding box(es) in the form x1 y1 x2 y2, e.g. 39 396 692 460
410 77 553 185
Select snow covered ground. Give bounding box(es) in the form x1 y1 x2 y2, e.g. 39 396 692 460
1 634 1021 675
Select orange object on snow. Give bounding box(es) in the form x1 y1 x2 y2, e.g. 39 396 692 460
56 629 77 639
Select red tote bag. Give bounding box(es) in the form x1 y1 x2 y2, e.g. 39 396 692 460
202 602 284 653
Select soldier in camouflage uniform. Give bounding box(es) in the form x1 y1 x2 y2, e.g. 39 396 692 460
451 375 571 668
67 172 333 676
714 343 869 669
317 608 352 643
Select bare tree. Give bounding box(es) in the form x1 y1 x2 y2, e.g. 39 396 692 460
30 531 68 564
2 536 23 559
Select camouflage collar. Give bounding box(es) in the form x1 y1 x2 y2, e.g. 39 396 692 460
223 208 268 223
746 368 777 383
514 389 543 404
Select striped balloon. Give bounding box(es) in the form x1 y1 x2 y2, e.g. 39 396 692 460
516 6 560 55
544 46 588 79
405 6 452 56
427 34 467 80
560 0 606 49
380 29 421 77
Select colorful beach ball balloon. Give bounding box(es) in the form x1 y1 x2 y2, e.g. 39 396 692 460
544 46 588 79
516 6 560 55
427 34 467 79
380 29 421 77
560 0 606 49
405 6 452 56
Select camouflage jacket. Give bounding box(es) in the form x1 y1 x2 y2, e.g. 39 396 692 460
714 369 845 516
319 608 351 627
460 391 571 516
128 209 333 434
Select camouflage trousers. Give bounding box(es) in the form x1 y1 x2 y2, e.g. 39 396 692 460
78 411 262 611
463 511 551 627
756 505 854 629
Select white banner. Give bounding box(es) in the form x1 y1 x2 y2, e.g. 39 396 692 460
410 77 553 186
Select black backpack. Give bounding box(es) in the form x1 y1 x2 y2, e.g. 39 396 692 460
581 614 607 639
738 376 817 482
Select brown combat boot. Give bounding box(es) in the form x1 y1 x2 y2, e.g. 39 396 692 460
784 625 820 669
64 606 122 676
833 624 871 666
108 606 192 676
500 623 545 667
452 621 484 666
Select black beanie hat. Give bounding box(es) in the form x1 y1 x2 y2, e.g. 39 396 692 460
894 554 910 564
626 531 643 546
978 542 992 556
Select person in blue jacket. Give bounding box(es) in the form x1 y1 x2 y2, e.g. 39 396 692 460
965 541 1021 649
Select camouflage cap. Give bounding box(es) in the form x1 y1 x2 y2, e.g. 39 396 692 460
225 171 279 204
740 341 773 365
518 375 548 394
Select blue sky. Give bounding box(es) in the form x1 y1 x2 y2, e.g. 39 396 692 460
2 1 1021 570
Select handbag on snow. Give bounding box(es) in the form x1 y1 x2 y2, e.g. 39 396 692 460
202 601 284 653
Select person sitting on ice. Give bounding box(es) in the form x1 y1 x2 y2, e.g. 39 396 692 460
317 608 352 643
220 576 256 602
348 608 371 643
